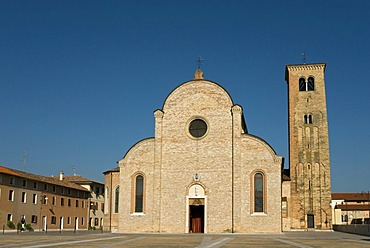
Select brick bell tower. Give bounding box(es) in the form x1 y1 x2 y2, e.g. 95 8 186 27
285 63 332 230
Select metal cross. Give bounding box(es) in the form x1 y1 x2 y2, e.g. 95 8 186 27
195 56 204 69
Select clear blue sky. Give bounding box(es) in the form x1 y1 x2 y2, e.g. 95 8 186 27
1 1 369 192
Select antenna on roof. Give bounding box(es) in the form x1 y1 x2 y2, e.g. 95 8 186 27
22 149 28 172
301 52 306 64
72 164 77 176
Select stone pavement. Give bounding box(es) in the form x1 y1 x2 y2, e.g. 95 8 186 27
0 230 369 248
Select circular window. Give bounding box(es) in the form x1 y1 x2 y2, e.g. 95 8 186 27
189 119 207 138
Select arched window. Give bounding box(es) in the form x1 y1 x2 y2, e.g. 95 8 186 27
135 175 144 212
299 77 315 91
299 78 306 91
304 114 313 124
114 186 119 213
308 115 313 124
307 77 314 91
254 173 264 212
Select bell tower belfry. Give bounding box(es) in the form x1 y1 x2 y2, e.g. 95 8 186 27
285 63 332 230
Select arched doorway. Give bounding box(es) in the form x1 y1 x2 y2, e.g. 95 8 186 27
186 184 207 233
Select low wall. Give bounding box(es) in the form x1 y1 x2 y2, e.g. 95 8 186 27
333 224 370 236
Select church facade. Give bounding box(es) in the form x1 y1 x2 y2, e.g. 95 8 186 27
103 63 332 233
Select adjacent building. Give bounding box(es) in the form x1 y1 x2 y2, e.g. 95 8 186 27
0 166 90 231
331 192 370 225
63 174 105 229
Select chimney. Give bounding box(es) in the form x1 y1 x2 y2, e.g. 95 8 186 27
59 171 64 181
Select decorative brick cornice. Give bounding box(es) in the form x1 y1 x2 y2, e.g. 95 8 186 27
286 63 326 72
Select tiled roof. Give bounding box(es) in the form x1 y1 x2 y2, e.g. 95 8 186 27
335 204 370 211
0 166 20 177
64 175 103 185
0 165 89 192
103 167 120 174
332 192 370 201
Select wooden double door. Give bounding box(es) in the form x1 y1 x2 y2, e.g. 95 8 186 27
189 205 204 233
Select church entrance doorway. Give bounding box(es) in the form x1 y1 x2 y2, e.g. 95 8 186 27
186 183 206 233
189 204 204 233
307 214 315 228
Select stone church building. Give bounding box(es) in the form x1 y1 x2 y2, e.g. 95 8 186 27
103 63 332 233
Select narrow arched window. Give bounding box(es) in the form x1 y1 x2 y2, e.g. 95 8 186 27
135 175 144 212
308 114 313 124
304 114 313 124
114 186 119 213
299 78 306 91
307 77 314 91
254 173 264 212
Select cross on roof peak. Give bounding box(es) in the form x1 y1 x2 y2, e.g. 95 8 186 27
195 56 204 69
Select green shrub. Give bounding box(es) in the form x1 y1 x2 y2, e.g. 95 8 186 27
25 224 33 231
7 221 15 229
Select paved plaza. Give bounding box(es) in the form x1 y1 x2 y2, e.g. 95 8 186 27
0 230 369 248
